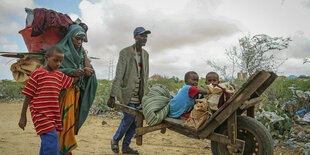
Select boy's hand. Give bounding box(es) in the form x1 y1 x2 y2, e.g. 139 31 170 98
72 69 84 77
18 116 27 130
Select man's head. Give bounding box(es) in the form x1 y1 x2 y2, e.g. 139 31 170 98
205 72 219 85
45 45 64 71
184 71 199 86
134 27 151 47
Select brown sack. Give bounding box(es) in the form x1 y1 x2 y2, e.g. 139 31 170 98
10 57 41 85
184 99 212 129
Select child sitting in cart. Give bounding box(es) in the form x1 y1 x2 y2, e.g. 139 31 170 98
183 72 235 129
204 71 235 111
168 71 212 119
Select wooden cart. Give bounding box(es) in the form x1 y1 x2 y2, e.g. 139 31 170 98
115 70 277 155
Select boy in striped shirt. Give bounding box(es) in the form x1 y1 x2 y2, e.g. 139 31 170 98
18 45 79 155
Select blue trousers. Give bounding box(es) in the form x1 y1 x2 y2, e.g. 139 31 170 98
113 103 139 149
39 129 60 155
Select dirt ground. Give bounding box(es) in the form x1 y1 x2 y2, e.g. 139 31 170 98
0 102 303 155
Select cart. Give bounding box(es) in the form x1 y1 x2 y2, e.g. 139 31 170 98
114 70 277 155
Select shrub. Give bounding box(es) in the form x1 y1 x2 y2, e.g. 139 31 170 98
0 80 24 102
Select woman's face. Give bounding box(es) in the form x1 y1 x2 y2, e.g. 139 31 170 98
72 34 85 48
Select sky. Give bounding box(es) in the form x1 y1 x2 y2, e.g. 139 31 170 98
0 0 310 80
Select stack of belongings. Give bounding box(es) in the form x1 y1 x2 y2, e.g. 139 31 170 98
11 8 73 84
142 84 173 126
206 82 235 111
183 98 212 129
184 82 235 129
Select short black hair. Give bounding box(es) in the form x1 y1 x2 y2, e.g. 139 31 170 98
184 71 198 82
206 72 219 80
45 45 64 57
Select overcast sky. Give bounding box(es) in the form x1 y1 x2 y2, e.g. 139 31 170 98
0 0 310 80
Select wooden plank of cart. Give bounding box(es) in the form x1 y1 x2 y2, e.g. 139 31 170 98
114 70 277 155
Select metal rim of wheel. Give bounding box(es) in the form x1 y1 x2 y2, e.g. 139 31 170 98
217 127 261 154
211 116 273 155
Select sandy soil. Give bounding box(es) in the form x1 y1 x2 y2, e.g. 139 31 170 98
0 102 302 155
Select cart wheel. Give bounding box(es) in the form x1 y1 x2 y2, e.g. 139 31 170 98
211 116 273 155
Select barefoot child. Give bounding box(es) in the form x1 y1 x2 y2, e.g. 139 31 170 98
168 71 212 118
18 45 79 155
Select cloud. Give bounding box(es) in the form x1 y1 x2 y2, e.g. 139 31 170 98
278 57 310 76
77 0 240 79
81 0 239 53
0 37 19 80
0 0 35 27
0 22 23 35
0 0 34 19
283 32 310 59
0 37 19 51
0 0 36 37
301 0 310 9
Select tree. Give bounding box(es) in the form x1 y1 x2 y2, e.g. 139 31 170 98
206 60 230 81
225 46 238 79
226 34 291 76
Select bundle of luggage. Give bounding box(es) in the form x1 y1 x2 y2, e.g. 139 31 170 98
184 82 235 129
11 8 86 84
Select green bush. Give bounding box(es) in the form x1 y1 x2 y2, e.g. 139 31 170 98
91 79 112 114
264 76 310 103
0 80 25 102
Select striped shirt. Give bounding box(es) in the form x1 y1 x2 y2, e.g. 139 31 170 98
21 66 73 135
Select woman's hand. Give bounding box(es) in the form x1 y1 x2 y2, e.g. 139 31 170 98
72 69 84 77
83 67 95 77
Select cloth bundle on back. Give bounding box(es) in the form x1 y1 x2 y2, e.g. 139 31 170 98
31 8 73 36
12 8 74 84
142 84 172 126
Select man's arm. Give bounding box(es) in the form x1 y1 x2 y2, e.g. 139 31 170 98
108 50 127 108
18 96 31 130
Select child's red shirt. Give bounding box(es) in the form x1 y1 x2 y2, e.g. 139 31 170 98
21 66 73 135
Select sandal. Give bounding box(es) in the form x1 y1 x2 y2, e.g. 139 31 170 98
122 148 139 154
111 139 119 153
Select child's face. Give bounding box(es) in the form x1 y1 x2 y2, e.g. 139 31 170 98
45 52 64 71
206 74 219 85
186 74 199 87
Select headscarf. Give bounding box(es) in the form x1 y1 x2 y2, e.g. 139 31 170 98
57 24 85 77
57 24 98 133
